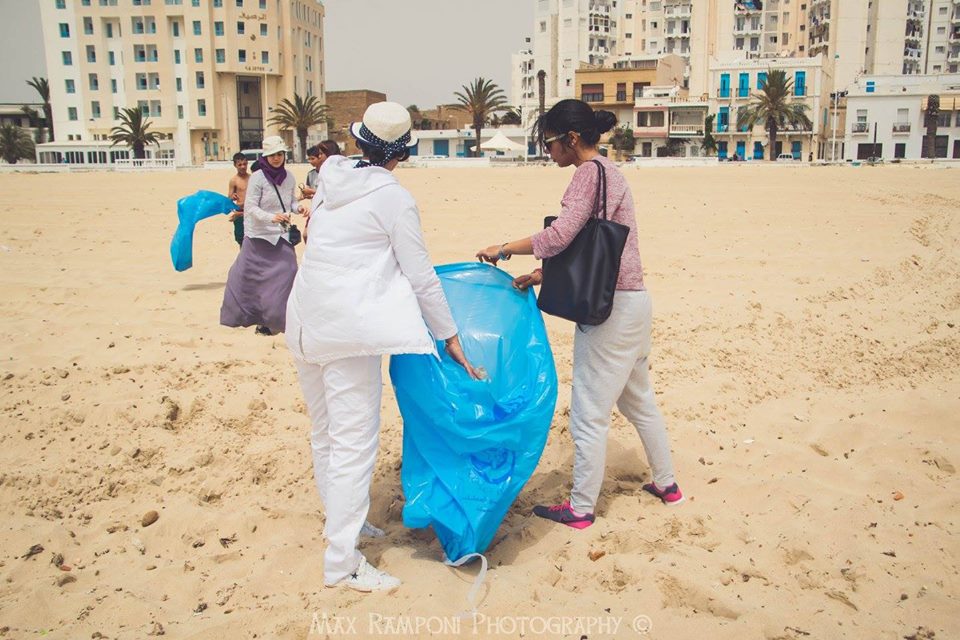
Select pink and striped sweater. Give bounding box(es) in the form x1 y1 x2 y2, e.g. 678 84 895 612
530 155 645 291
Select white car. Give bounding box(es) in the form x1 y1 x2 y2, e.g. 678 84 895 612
775 153 796 162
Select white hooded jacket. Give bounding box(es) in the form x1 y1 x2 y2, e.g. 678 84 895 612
285 155 458 365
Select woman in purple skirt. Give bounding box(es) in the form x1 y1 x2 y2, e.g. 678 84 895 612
220 136 298 336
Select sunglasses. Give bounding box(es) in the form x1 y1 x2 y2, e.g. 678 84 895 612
541 133 568 152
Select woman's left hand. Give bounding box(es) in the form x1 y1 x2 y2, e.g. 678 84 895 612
476 245 503 265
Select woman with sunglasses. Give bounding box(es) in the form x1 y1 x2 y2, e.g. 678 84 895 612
476 99 683 530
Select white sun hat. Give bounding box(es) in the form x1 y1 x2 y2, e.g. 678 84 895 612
350 102 419 147
261 135 289 156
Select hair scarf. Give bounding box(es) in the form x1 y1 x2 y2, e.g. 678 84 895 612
354 124 412 168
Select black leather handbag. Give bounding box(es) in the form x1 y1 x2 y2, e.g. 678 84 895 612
537 159 629 326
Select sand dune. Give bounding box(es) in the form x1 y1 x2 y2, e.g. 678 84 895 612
0 164 958 639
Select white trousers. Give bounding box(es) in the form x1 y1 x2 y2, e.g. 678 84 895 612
294 355 382 584
568 290 677 514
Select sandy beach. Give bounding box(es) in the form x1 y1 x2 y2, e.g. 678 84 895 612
0 163 958 639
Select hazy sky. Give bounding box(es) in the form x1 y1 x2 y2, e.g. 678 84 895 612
0 0 45 103
0 0 533 107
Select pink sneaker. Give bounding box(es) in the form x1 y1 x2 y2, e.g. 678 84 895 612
532 501 595 529
642 482 685 506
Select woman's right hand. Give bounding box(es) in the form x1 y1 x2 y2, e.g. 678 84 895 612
444 335 481 380
272 212 291 224
513 270 543 291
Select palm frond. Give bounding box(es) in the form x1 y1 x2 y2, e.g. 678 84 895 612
0 124 36 164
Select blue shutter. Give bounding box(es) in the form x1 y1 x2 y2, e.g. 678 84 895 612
794 71 807 96
758 72 767 89
718 106 729 132
719 73 730 98
738 73 749 97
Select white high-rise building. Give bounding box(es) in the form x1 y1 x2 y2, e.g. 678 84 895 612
39 0 325 166
520 0 620 112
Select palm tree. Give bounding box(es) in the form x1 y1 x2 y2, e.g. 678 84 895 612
923 94 940 159
501 108 522 126
736 69 812 161
26 77 53 143
453 77 509 157
267 93 327 162
109 107 160 159
0 124 36 164
701 114 718 156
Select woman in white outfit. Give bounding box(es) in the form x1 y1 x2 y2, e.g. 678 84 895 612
286 102 477 593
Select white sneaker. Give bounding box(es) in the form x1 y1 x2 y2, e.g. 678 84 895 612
327 556 400 592
360 521 385 538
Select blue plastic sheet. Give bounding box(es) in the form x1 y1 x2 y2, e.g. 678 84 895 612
170 190 238 271
390 263 558 562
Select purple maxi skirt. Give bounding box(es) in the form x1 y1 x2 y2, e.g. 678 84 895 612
220 237 297 334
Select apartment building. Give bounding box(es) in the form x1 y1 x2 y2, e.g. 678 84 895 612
709 54 829 160
38 0 325 166
576 54 686 124
842 74 960 160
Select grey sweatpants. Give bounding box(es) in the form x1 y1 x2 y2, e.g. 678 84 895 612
568 290 677 513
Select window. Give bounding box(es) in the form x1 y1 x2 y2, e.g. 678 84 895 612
236 0 242 6
261 51 269 64
192 0 200 5
133 18 144 34
581 83 603 102
148 73 160 90
214 0 222 6
105 23 113 38
937 112 952 127
111 78 117 93
794 70 807 96
193 20 201 35
738 73 749 97
59 23 70 38
137 73 148 90
238 49 246 62
719 73 730 98
175 77 182 91
636 111 665 127
65 79 75 93
172 21 180 37
196 71 205 88
86 45 96 62
91 101 101 118
194 48 203 63
216 48 225 63
56 0 65 8
215 21 224 36
88 73 99 90
113 106 120 119
198 99 207 116
237 21 245 34
178 105 184 119
62 51 72 65
895 143 906 159
174 49 181 64
83 18 94 35
108 50 115 65
68 107 78 121
260 0 266 6
758 72 767 89
81 0 90 5
138 101 149 117
260 23 268 36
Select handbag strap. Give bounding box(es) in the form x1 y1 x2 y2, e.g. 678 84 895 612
268 179 291 230
590 158 608 221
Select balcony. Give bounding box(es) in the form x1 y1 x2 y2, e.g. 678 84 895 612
669 123 705 136
893 122 911 134
904 47 922 60
665 6 693 18
735 1 762 15
948 50 960 61
852 122 870 134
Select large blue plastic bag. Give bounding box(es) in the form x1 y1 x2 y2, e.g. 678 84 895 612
170 190 237 271
390 263 558 562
